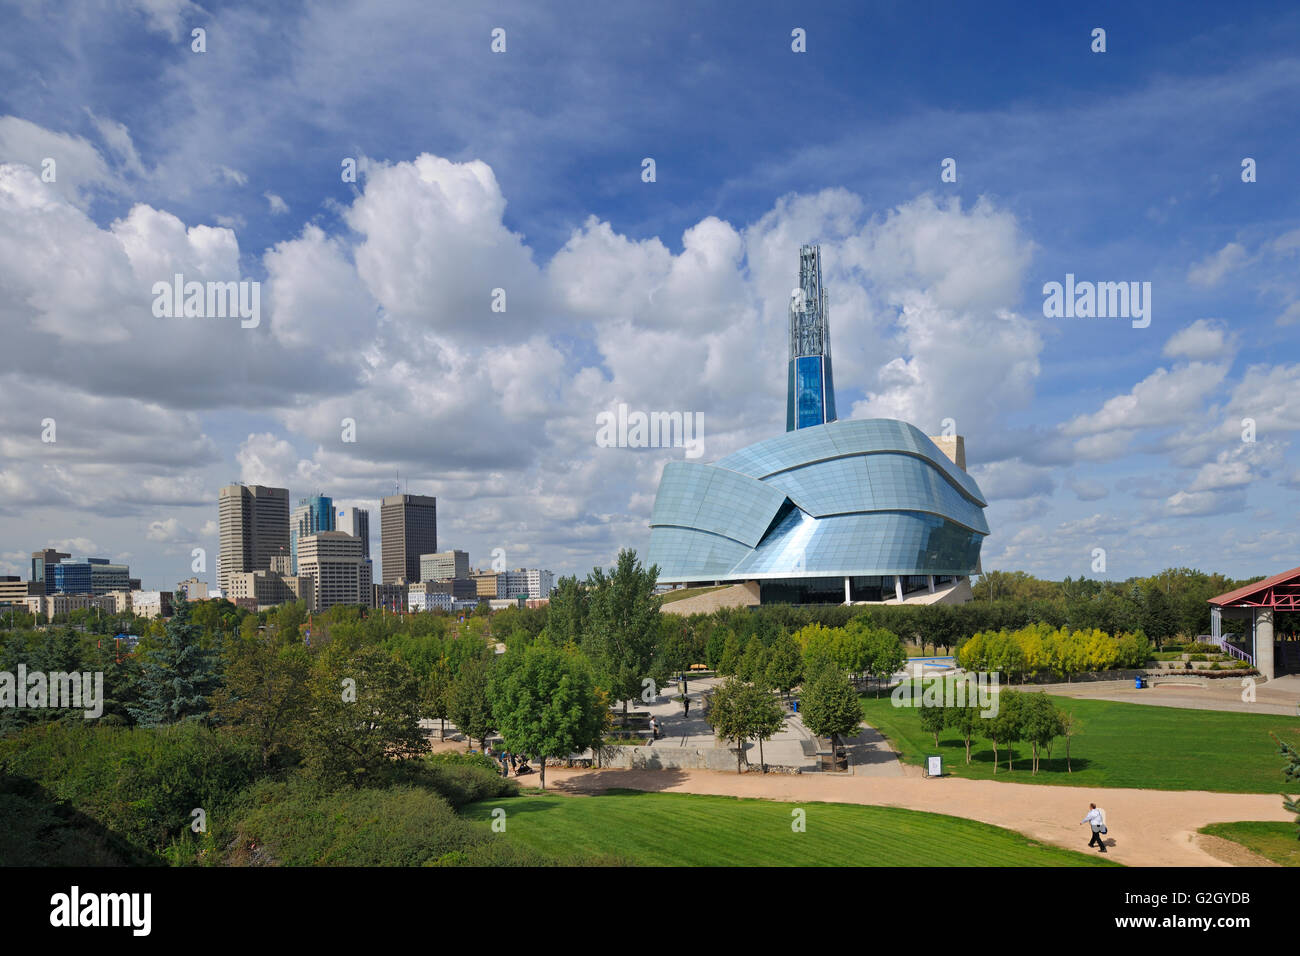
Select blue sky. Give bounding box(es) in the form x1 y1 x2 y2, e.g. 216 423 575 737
2 0 1299 589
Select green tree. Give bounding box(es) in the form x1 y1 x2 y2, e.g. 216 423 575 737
1060 710 1081 773
491 643 605 790
865 627 907 698
1020 692 1064 774
129 595 218 726
986 689 1024 773
582 549 660 723
447 656 495 752
303 644 427 785
211 629 312 766
764 632 803 699
706 677 786 773
1272 733 1300 840
717 631 742 677
943 700 983 765
738 635 767 684
799 665 862 754
919 703 945 747
423 657 453 740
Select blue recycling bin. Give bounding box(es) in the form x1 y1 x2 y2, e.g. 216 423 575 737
792 699 799 713
1134 676 1144 689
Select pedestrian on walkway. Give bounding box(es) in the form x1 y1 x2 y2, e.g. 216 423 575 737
648 716 657 744
1080 803 1107 852
683 696 690 717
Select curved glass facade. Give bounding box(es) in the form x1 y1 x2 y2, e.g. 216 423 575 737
647 418 988 584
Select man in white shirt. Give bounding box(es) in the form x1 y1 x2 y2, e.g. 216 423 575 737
1080 803 1107 852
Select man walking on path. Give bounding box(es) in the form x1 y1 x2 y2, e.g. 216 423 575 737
1081 803 1107 852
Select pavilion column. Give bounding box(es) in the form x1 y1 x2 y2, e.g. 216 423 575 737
894 575 904 602
927 575 936 594
1256 608 1275 679
844 576 851 605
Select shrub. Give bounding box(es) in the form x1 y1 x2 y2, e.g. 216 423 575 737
427 750 501 775
0 721 261 856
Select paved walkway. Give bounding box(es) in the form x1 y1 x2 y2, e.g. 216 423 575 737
534 765 1293 867
1030 675 1300 716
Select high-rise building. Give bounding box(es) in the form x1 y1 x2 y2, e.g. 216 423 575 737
297 531 373 610
380 494 437 585
88 558 130 595
218 484 290 594
786 244 837 432
419 549 469 582
29 548 69 593
336 507 371 560
0 576 41 605
52 559 92 594
291 494 334 572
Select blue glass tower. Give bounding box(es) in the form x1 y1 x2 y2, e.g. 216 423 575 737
786 244 837 432
290 494 335 572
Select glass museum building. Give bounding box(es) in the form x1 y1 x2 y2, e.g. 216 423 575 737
646 245 989 605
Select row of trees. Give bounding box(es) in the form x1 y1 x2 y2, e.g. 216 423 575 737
916 688 1080 774
957 624 1152 683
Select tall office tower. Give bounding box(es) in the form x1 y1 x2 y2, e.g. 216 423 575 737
30 548 70 594
218 484 290 594
786 244 838 432
290 494 334 572
297 531 373 610
336 506 371 560
419 549 469 582
380 494 437 584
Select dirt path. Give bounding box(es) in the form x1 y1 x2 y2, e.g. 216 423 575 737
530 765 1294 867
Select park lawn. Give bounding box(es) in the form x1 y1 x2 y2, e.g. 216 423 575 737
461 790 1118 866
860 693 1300 793
659 586 727 605
1200 822 1300 866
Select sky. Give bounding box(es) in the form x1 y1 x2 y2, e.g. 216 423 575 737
2 0 1299 590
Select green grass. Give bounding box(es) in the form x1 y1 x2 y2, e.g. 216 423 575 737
659 586 727 604
860 693 1300 793
460 790 1118 866
1200 821 1300 866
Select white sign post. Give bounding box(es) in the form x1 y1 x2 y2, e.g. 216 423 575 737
926 755 943 778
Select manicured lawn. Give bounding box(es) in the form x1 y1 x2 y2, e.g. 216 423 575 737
860 693 1300 793
461 790 1118 866
1200 822 1300 866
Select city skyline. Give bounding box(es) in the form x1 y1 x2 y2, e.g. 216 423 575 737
3 1 1300 589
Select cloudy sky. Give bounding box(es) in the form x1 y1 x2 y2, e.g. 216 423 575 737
2 0 1299 589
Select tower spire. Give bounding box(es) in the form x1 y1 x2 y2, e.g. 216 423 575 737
786 244 837 431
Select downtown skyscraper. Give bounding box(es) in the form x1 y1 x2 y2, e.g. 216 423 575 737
218 484 290 594
380 494 436 584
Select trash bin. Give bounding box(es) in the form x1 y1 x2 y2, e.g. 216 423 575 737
792 699 799 713
1134 676 1144 689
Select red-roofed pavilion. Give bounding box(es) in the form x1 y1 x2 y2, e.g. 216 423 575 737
1207 566 1300 679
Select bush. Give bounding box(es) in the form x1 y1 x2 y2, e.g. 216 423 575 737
427 750 501 775
1189 654 1208 662
0 721 261 857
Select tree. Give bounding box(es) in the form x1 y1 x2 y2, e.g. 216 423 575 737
986 689 1024 772
1270 733 1300 840
211 628 312 767
547 575 588 647
865 627 907 698
717 631 742 677
447 656 495 752
129 594 219 726
1020 692 1064 774
582 549 660 723
303 645 427 785
491 643 606 790
706 677 786 773
764 632 803 699
919 703 945 747
1060 710 1081 773
423 657 453 740
738 635 767 684
799 665 862 755
943 700 982 765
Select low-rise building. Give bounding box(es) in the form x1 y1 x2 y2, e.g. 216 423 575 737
420 549 469 582
226 568 315 611
130 590 174 619
176 578 210 601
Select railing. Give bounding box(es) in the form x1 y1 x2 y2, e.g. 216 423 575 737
1203 633 1254 666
